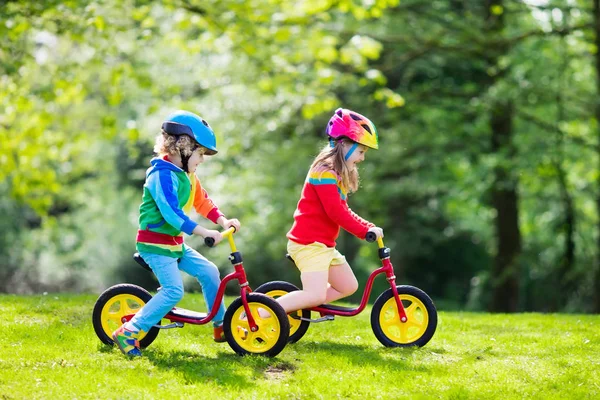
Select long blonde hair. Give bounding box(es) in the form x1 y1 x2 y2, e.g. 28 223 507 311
310 138 359 193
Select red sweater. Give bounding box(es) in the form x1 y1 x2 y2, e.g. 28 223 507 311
287 167 374 247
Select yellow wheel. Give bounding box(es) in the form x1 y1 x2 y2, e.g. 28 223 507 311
255 281 310 343
92 284 160 348
223 293 289 357
371 285 437 347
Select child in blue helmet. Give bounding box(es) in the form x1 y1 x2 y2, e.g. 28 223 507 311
112 110 241 357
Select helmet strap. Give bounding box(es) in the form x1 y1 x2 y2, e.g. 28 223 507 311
344 143 358 161
174 136 200 173
329 138 335 149
180 150 191 173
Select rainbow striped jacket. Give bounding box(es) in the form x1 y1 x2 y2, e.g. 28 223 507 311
136 156 223 258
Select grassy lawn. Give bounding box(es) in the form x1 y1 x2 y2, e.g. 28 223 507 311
1 292 599 399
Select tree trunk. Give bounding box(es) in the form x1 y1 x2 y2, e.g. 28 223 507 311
485 0 522 313
554 163 575 309
488 103 521 312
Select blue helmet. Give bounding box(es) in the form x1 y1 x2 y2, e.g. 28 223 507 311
161 110 218 155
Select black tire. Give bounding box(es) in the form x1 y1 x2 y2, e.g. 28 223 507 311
254 281 311 344
92 283 161 349
371 285 437 347
223 293 290 357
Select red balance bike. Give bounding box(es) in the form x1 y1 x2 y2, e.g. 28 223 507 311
255 232 437 347
92 228 290 357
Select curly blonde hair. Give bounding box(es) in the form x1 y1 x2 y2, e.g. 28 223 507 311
310 138 360 193
154 131 202 157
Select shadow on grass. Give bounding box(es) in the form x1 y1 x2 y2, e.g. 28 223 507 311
292 341 430 372
97 343 114 353
143 348 290 387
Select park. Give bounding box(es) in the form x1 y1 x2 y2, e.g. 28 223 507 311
1 1 599 398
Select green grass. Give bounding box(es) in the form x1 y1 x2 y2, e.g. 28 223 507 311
1 293 599 399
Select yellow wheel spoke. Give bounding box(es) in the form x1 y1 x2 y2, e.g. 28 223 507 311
253 307 279 339
382 311 394 322
263 323 280 340
106 303 121 315
107 315 122 325
382 304 397 321
259 319 277 334
405 310 422 324
405 311 417 323
381 321 399 335
237 319 250 330
404 319 423 329
404 302 417 316
398 323 408 342
123 306 136 317
247 306 263 322
257 331 278 347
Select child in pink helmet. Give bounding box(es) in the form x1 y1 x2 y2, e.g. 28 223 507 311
276 108 384 314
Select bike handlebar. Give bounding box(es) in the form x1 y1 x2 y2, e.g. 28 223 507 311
366 231 385 249
204 226 237 248
365 231 377 242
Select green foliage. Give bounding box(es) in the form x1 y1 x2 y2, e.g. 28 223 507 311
0 0 598 313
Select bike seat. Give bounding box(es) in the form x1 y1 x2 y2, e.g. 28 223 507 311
133 253 152 272
133 252 182 272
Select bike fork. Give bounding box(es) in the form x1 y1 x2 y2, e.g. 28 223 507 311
240 286 259 332
390 282 408 322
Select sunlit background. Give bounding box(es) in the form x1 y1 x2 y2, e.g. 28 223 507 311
1 0 598 313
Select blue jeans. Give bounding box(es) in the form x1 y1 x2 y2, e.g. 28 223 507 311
130 244 226 332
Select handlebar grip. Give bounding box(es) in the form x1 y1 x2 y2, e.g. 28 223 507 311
365 231 377 242
205 226 237 247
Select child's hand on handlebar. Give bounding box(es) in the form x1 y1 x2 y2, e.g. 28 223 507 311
193 226 223 245
218 217 241 232
367 226 384 239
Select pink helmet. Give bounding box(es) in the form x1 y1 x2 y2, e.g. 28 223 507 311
326 108 379 150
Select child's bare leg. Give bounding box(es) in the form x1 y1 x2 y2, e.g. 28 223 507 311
276 270 329 313
325 262 359 303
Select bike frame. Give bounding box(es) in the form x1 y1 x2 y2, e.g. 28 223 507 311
310 237 408 322
123 227 260 330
